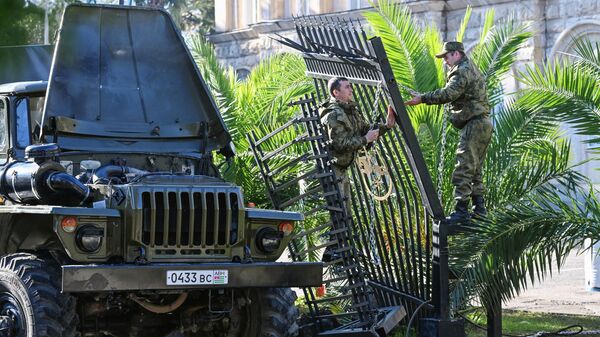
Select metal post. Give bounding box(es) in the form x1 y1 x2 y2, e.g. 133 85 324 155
486 298 502 337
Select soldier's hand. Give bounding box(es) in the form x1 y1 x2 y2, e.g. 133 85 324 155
404 95 422 106
386 105 396 128
365 129 379 143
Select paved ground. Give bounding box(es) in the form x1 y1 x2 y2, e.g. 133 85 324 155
504 251 600 315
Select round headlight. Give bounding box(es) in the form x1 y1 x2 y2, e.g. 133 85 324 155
76 225 104 253
256 228 282 254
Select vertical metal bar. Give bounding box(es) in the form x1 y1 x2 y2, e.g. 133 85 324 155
176 192 182 246
352 83 376 123
213 192 219 245
425 213 432 300
320 17 335 48
378 135 414 296
332 18 351 54
188 190 195 247
345 21 362 55
324 17 344 53
295 17 307 49
390 132 422 298
350 166 394 306
162 190 169 247
382 132 420 296
352 19 369 54
225 192 232 247
201 192 207 247
315 78 326 102
349 166 382 285
373 149 406 305
150 191 156 247
305 20 321 50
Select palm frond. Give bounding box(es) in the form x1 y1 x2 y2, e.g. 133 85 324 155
478 8 495 45
570 38 600 78
451 174 600 306
490 100 559 154
189 35 237 135
235 53 311 142
486 135 574 207
364 0 440 93
471 18 532 107
517 61 600 150
455 6 472 42
423 25 445 88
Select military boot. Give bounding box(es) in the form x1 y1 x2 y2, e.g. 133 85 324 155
447 200 470 225
471 195 487 218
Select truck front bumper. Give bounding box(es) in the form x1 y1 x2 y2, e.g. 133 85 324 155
62 262 323 292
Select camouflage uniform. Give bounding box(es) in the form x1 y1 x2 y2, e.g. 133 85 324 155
421 57 493 202
319 98 390 211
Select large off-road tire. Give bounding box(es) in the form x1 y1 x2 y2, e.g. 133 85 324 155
0 253 79 337
227 288 299 337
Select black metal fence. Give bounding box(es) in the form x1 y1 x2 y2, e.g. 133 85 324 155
249 16 457 337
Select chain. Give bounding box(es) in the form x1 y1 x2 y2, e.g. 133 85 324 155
367 82 384 266
369 81 384 120
437 104 449 204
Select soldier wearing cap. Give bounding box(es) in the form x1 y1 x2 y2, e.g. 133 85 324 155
404 41 493 224
319 77 395 260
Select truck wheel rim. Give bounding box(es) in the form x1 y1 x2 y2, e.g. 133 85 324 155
0 292 24 337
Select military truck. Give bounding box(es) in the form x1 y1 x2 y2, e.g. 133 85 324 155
0 4 321 337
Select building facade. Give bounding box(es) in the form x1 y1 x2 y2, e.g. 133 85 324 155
207 0 600 185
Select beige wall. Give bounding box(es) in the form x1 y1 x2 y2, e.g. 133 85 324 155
214 0 374 32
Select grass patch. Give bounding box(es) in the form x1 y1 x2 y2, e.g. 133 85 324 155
464 309 600 337
390 309 600 336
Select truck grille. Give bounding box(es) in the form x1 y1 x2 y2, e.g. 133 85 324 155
140 191 240 248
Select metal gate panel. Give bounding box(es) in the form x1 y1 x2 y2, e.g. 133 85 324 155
250 16 454 337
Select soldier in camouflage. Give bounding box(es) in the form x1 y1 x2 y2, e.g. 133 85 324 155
404 41 493 224
319 77 395 261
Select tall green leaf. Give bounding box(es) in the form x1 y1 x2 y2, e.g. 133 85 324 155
455 5 472 42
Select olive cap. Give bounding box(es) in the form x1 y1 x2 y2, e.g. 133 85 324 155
435 41 464 58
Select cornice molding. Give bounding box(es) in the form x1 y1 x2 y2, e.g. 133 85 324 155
445 0 515 11
208 1 446 43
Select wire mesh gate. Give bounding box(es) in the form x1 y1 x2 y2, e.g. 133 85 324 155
248 17 460 337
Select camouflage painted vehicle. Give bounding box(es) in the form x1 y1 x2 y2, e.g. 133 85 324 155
0 4 321 337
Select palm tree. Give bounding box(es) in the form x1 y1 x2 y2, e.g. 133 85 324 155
189 36 314 206
364 0 600 311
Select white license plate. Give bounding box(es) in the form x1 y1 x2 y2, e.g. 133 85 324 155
166 270 228 286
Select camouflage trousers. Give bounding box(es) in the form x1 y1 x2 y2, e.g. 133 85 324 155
452 117 493 201
333 165 353 216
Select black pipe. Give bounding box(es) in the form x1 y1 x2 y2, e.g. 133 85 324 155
0 160 90 206
47 172 90 205
92 165 147 184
